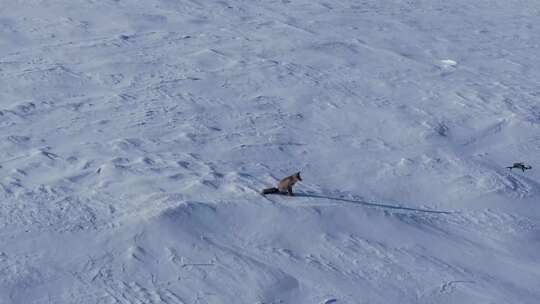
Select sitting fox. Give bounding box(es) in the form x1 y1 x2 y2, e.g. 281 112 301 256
262 172 302 196
507 162 532 172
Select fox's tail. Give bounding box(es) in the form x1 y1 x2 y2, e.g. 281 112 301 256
262 187 279 195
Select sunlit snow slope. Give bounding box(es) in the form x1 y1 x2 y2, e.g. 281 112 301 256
1 0 540 303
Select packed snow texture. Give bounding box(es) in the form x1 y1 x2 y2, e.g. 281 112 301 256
1 0 540 303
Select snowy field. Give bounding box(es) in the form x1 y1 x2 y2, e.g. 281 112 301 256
1 0 540 303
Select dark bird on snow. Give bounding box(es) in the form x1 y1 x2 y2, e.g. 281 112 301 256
506 162 532 172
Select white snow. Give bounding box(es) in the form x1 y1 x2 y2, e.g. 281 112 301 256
1 0 540 303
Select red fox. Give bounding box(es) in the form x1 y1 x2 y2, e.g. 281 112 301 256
262 172 302 196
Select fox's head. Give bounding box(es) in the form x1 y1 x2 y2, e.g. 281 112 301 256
294 172 302 181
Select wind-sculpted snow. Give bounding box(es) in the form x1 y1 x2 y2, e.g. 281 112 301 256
1 0 540 303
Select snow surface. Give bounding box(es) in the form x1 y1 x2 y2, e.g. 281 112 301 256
1 0 540 303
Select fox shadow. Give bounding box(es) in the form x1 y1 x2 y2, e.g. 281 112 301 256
294 192 453 215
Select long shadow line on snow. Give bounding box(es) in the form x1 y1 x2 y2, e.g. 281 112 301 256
295 192 453 215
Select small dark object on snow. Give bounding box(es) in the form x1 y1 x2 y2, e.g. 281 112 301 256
506 162 532 172
262 172 302 196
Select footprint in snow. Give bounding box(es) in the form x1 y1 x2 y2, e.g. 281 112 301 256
437 58 457 72
440 59 457 68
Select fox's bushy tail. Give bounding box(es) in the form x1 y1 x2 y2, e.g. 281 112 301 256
262 187 279 195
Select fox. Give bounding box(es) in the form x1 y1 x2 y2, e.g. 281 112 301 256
262 172 302 196
507 162 532 172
